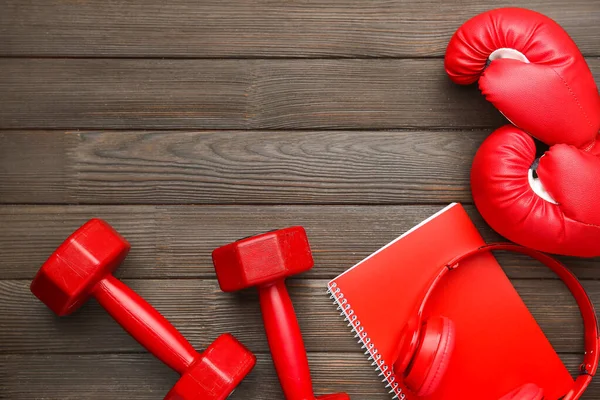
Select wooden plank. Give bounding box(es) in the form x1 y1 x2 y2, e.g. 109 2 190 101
0 131 73 204
0 279 592 354
1 205 598 280
0 353 386 399
0 352 592 399
2 58 597 129
1 1 599 58
0 59 252 130
0 129 482 205
0 59 502 130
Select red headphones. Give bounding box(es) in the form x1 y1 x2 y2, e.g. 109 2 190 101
391 243 599 399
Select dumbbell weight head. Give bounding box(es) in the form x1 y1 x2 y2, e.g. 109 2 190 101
213 228 349 400
315 395 351 400
30 218 129 315
212 226 314 292
31 219 257 400
166 333 256 400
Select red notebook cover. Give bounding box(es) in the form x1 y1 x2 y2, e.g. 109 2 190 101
327 203 573 399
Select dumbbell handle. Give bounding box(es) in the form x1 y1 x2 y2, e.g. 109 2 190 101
93 274 197 375
259 280 315 400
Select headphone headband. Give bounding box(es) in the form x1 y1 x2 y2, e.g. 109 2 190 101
444 243 599 399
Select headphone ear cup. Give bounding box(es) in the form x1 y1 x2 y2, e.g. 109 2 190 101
498 383 544 400
404 316 456 397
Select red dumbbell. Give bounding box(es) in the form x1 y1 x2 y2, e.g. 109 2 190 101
212 227 349 400
31 219 256 400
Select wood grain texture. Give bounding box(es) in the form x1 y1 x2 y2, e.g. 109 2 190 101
2 58 597 130
0 353 386 399
1 0 599 58
0 58 533 130
0 353 594 399
0 129 483 204
2 204 598 280
2 2 600 398
0 279 591 354
0 131 72 204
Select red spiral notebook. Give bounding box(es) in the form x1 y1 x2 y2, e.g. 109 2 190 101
327 203 573 399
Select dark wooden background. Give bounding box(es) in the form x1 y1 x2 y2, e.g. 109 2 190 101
1 1 599 399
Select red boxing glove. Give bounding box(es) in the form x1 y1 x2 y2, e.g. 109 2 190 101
445 8 600 256
445 8 600 146
472 126 600 256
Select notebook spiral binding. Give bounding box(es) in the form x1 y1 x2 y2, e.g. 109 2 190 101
327 281 405 400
